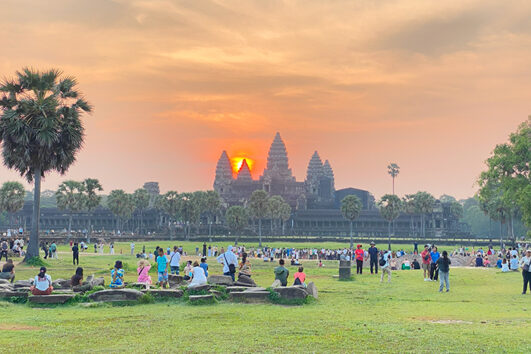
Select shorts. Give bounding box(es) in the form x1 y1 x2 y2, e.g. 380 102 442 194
158 271 168 282
170 266 180 274
422 263 430 271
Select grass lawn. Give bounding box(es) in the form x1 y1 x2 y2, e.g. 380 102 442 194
1 241 530 353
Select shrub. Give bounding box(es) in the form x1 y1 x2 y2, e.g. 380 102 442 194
25 257 48 267
138 293 155 304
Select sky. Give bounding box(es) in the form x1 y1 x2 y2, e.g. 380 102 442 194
0 0 530 200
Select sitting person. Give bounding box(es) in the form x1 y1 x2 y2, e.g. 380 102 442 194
188 261 207 287
501 258 510 272
274 259 289 287
496 257 503 268
510 255 519 271
137 259 152 288
30 267 53 295
0 259 15 283
401 260 411 270
183 260 193 281
293 266 306 286
484 258 491 267
71 267 92 292
412 259 421 269
475 254 484 267
110 261 125 288
238 252 252 279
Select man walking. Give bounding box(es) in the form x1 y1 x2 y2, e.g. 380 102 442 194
130 242 135 256
368 242 379 274
430 246 440 281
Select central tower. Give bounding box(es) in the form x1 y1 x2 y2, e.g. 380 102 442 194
260 132 295 182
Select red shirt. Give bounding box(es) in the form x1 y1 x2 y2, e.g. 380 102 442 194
355 249 364 261
421 250 431 264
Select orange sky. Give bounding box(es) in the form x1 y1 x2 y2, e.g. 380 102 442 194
0 0 530 200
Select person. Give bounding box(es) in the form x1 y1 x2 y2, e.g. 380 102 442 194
412 258 421 270
501 258 510 272
216 245 238 281
519 250 531 294
31 267 53 295
110 242 115 255
110 261 125 288
430 247 440 281
202 242 207 258
274 259 289 286
71 267 92 292
414 242 418 255
41 242 48 260
130 242 135 256
188 261 207 287
1 239 8 261
510 254 519 271
183 260 193 280
354 244 364 274
421 245 431 281
169 246 181 275
436 250 451 292
94 243 97 253
156 248 169 288
72 242 79 265
401 260 411 270
200 257 209 278
50 242 58 259
475 253 484 267
137 259 152 288
380 249 392 283
238 252 252 281
293 266 306 286
496 256 503 268
367 242 379 274
0 259 15 283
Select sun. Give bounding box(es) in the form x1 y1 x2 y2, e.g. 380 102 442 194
230 156 255 175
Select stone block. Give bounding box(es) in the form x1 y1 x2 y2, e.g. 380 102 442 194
14 280 32 288
90 277 105 287
207 275 233 286
226 286 249 293
273 286 308 300
0 291 28 299
0 279 11 285
52 279 72 289
189 294 214 303
306 282 318 299
88 289 144 302
235 274 256 287
29 294 75 304
188 284 211 292
142 289 183 298
230 291 270 303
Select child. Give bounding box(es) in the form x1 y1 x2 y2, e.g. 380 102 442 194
156 248 168 288
137 259 152 288
501 258 510 272
293 266 306 287
183 260 193 280
200 257 209 278
110 261 125 288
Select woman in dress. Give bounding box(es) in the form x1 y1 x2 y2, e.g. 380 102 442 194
137 259 152 288
110 260 125 288
188 261 207 287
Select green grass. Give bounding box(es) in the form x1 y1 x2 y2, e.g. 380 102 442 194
1 241 530 353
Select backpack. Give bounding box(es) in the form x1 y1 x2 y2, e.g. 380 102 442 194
379 254 386 266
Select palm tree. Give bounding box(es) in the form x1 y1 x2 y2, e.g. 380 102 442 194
56 180 86 240
402 194 416 238
378 194 402 250
267 195 286 235
226 205 248 243
0 181 26 230
83 178 102 242
133 188 150 235
387 163 400 195
340 195 363 249
157 191 180 240
412 191 435 238
249 190 269 247
203 190 221 239
0 68 91 259
107 190 135 233
179 193 199 240
280 201 292 235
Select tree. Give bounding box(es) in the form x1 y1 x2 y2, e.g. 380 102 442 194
83 178 102 242
0 68 92 259
157 191 180 239
340 195 363 249
248 190 269 246
449 201 464 220
402 194 417 238
378 194 402 250
0 181 25 229
226 205 248 241
133 188 150 235
267 195 287 235
412 191 435 238
387 163 400 195
179 192 199 240
107 190 135 232
203 190 221 238
439 194 457 203
280 201 292 235
56 180 86 239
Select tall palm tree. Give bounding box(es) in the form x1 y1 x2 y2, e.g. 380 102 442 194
179 192 198 240
133 188 150 235
340 195 363 249
83 178 102 242
107 190 135 233
249 190 269 247
203 190 221 239
412 191 435 238
157 191 180 240
56 180 86 239
378 194 402 250
226 205 248 243
280 201 292 235
267 195 286 235
402 194 416 238
0 181 26 230
0 68 91 259
387 163 400 195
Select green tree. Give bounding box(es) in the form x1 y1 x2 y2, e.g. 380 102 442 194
402 194 417 238
107 190 135 232
203 190 221 238
56 180 86 239
0 181 26 229
412 191 435 238
133 188 150 235
340 195 363 249
449 201 464 220
249 190 269 247
226 205 248 241
387 163 400 195
179 192 199 240
0 68 92 259
280 201 292 235
157 191 180 240
378 194 402 250
82 178 102 242
267 195 287 235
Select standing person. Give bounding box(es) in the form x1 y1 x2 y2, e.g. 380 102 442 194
41 242 48 260
380 249 392 283
208 245 212 257
274 259 289 286
94 243 97 253
368 242 379 274
72 242 79 265
110 242 115 255
169 246 181 275
1 240 8 261
354 244 364 274
156 248 169 288
30 267 53 295
142 245 145 255
421 245 432 281
130 242 135 256
414 242 418 255
202 242 207 257
216 245 238 281
519 250 531 294
50 242 58 259
430 246 440 281
200 257 209 278
436 250 451 292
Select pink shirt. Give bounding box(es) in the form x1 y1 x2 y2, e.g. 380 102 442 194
137 265 152 284
294 272 306 283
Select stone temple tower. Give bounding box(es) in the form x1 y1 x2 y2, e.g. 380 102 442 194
261 132 294 182
306 151 324 195
236 159 253 181
323 159 335 191
214 150 233 195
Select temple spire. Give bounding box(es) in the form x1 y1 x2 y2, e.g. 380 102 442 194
261 132 293 181
236 159 253 181
306 151 324 181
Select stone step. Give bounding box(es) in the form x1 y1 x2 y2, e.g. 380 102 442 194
29 294 75 304
188 284 211 292
88 289 144 302
141 289 183 298
226 286 250 293
230 291 270 303
0 291 28 299
273 286 308 300
189 294 214 303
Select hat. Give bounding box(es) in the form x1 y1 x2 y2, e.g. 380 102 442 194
357 244 362 248
370 242 375 245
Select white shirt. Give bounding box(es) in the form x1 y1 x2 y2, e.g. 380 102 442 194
501 263 509 272
34 274 52 291
510 258 519 270
520 256 531 271
217 249 238 273
188 266 207 287
382 252 392 269
169 251 181 267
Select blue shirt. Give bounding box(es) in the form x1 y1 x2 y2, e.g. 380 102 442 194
430 251 440 263
368 247 379 259
157 255 168 273
200 262 208 277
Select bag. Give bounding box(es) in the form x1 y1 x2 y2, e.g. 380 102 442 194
379 255 386 267
523 260 530 272
294 277 302 285
423 254 429 261
223 253 236 274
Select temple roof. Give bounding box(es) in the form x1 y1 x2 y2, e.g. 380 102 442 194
214 150 233 181
262 132 293 181
306 151 324 181
236 159 253 181
323 160 334 179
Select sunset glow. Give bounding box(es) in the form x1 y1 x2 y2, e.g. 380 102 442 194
231 157 255 176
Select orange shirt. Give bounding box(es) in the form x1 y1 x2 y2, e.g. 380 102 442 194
294 272 306 283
